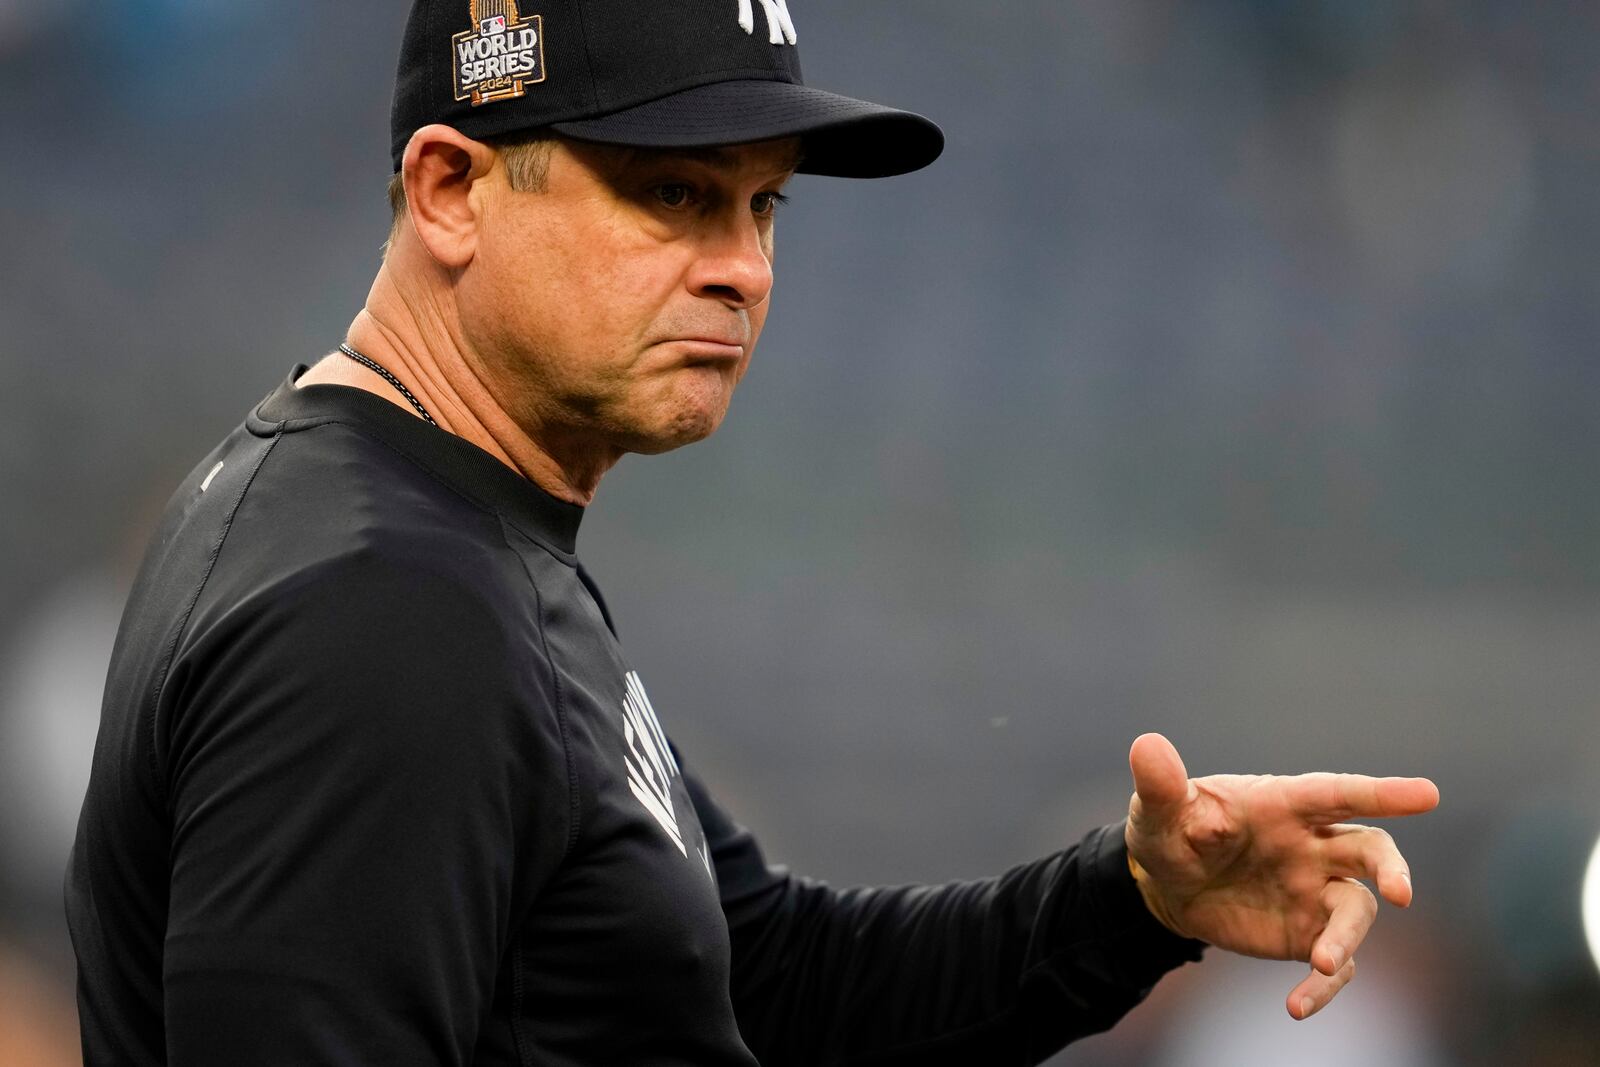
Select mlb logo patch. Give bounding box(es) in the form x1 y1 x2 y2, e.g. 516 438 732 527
453 0 545 106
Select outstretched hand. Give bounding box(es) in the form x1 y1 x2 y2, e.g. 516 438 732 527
1123 733 1439 1021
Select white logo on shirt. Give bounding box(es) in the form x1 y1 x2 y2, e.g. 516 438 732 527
621 671 686 855
736 0 797 45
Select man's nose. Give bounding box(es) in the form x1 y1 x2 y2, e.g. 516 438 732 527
685 216 774 310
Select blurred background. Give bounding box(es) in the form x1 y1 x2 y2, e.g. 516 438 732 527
3 0 1598 1063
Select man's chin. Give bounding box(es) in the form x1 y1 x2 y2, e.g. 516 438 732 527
623 405 728 455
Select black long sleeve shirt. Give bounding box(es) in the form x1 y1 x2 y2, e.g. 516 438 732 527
66 365 1202 1067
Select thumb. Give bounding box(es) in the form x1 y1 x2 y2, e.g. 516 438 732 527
1129 732 1190 828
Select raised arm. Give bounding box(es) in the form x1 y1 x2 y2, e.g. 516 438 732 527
685 729 1439 1065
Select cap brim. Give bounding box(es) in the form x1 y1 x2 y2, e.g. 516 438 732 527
548 79 943 179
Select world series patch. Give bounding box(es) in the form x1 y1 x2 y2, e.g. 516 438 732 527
453 0 546 107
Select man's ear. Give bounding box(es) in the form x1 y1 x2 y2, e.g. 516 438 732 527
400 124 498 269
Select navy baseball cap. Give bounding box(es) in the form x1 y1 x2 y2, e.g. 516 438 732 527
391 0 944 179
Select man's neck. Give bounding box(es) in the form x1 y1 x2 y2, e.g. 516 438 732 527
296 265 615 506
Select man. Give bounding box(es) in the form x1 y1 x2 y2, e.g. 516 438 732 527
66 1 1439 1064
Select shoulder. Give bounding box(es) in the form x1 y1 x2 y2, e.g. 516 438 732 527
250 418 511 550
147 416 577 812
214 420 533 625
177 422 553 712
166 488 562 790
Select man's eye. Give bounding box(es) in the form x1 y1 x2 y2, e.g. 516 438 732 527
653 184 693 208
751 191 790 217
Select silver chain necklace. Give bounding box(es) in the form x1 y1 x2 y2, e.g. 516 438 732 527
337 343 436 426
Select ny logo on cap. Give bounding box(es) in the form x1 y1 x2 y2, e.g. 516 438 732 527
737 0 797 46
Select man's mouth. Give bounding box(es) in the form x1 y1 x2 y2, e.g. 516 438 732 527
665 337 746 361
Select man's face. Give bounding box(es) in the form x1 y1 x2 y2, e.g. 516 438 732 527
457 134 800 458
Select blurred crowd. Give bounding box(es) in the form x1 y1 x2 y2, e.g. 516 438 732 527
3 1 1597 1063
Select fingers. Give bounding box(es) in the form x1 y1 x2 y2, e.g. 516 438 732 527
1316 824 1414 907
1289 879 1374 1019
1310 877 1378 977
1288 956 1356 1020
1127 733 1192 829
1284 773 1440 825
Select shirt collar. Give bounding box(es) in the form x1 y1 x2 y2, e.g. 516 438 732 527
251 363 585 556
